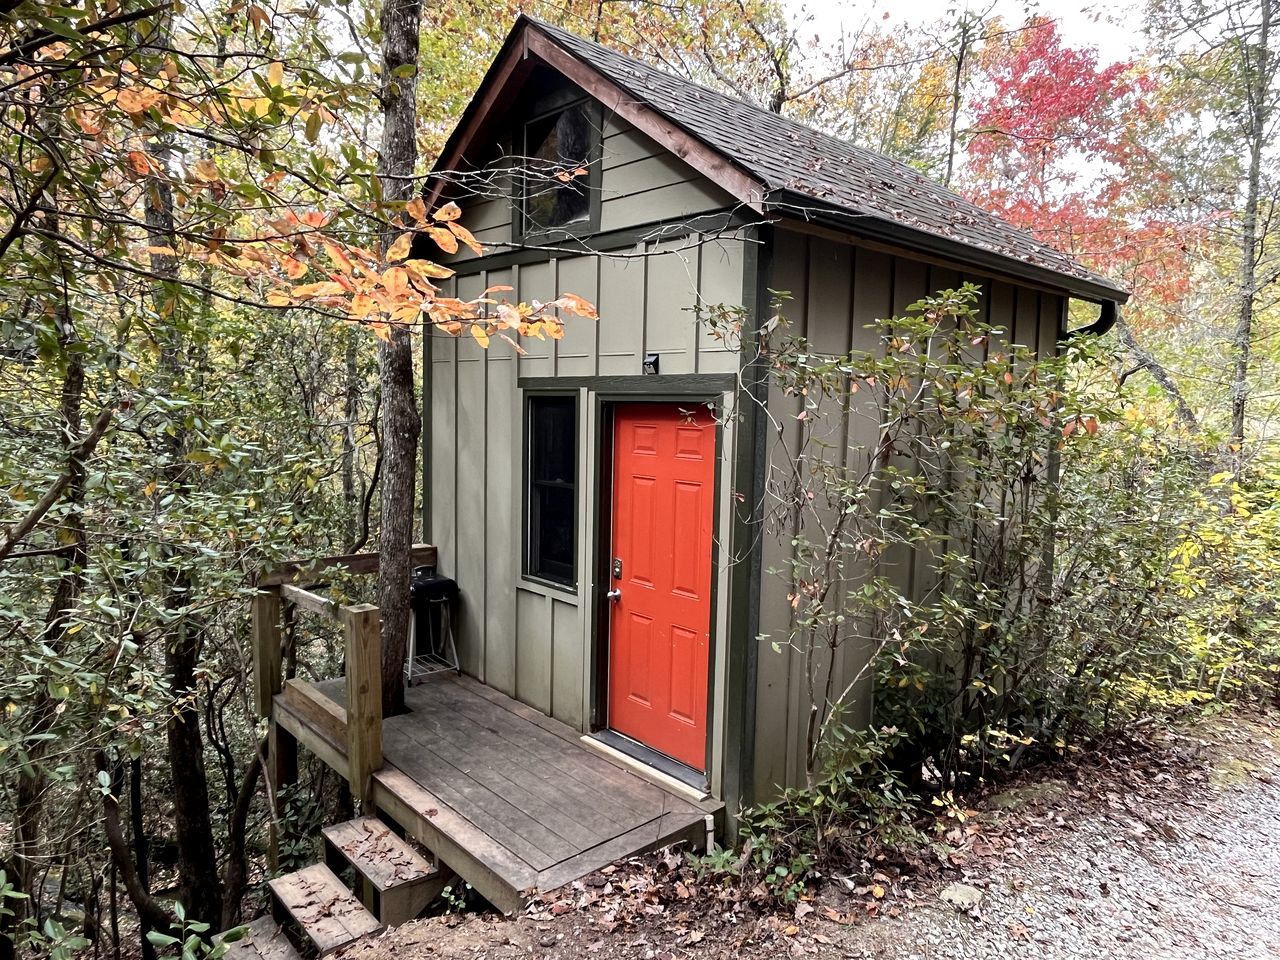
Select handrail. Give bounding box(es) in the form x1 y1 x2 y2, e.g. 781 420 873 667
258 543 437 587
278 583 339 619
249 545 426 811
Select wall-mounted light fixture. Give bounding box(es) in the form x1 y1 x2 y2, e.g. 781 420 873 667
643 353 660 375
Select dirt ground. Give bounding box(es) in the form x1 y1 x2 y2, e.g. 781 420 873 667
341 708 1280 960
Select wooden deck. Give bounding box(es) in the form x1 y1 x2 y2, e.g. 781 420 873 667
272 673 720 913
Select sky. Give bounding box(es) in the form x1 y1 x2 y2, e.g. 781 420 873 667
784 0 1147 64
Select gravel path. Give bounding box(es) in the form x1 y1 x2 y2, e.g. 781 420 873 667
352 710 1280 960
846 715 1280 960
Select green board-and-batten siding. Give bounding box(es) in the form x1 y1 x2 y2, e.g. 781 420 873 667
424 68 1079 811
749 227 1067 800
427 232 748 781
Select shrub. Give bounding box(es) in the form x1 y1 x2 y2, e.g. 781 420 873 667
721 284 1280 893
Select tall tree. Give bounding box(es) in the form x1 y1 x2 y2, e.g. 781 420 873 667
963 16 1203 425
1147 0 1280 455
375 0 423 716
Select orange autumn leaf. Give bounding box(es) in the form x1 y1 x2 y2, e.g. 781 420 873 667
74 109 103 136
282 256 308 279
403 258 454 282
190 158 221 182
405 196 428 224
322 239 354 273
116 86 161 115
349 293 377 318
551 292 598 320
293 281 346 298
499 333 528 355
432 201 461 222
446 220 483 256
386 232 413 262
381 266 409 297
426 226 458 254
126 150 153 175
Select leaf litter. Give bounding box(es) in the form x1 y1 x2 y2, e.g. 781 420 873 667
347 707 1280 960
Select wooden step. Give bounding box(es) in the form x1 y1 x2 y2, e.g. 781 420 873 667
218 916 301 960
322 816 444 925
268 863 382 956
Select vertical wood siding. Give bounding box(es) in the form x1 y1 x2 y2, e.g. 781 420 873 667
751 229 1067 801
427 238 748 734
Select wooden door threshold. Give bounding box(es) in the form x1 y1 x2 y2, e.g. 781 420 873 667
582 731 712 803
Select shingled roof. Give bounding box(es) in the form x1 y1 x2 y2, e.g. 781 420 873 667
438 16 1128 304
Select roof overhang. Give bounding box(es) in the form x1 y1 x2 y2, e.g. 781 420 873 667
773 199 1130 307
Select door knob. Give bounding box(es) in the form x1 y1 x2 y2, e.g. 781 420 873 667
606 588 622 602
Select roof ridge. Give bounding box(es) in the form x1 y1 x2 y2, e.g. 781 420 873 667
527 16 940 187
510 15 1126 300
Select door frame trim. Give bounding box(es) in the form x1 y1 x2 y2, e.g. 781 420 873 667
588 388 727 778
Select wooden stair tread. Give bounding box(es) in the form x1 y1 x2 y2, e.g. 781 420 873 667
322 817 436 893
219 916 301 960
269 863 382 955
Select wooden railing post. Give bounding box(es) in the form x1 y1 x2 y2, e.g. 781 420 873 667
251 587 283 717
252 586 296 867
340 603 383 810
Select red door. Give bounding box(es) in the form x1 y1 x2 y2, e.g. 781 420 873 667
607 403 715 771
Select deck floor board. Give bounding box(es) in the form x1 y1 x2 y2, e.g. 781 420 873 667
413 679 663 823
423 678 673 818
392 698 634 843
302 673 719 913
382 724 562 869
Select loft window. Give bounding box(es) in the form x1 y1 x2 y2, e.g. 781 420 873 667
522 101 597 234
526 395 577 586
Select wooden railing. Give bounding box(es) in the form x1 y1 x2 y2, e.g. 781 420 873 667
251 544 435 812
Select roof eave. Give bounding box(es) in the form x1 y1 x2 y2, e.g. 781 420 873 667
772 195 1129 306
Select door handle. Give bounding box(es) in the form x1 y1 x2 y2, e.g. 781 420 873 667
606 588 622 602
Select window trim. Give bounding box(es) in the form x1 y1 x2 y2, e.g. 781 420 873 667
523 392 579 591
514 97 603 243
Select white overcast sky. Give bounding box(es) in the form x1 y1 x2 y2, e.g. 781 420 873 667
783 0 1146 64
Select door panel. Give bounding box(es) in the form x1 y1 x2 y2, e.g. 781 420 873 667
607 403 715 771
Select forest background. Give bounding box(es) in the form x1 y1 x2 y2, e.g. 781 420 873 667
0 0 1277 955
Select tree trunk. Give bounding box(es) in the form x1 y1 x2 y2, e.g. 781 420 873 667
130 756 156 960
13 308 85 953
342 329 361 550
144 12 222 918
943 18 974 187
375 0 423 716
12 183 90 946
1228 0 1273 466
1116 319 1200 432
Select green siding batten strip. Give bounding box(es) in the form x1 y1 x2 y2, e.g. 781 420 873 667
723 224 771 827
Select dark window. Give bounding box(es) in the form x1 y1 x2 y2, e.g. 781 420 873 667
523 102 595 233
527 395 577 585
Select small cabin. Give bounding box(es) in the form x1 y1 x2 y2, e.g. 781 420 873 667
250 15 1127 930
423 15 1125 810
